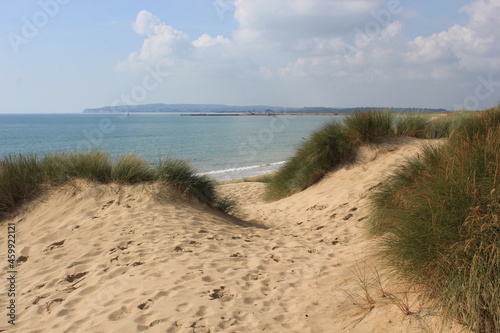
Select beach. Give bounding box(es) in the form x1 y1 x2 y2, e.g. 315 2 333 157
0 137 467 333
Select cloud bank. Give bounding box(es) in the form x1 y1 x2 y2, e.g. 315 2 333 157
116 0 500 109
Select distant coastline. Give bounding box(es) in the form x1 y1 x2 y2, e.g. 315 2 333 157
83 103 448 115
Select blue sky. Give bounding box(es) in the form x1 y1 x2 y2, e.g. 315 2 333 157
1 0 499 113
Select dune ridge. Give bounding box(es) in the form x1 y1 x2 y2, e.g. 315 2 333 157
0 138 467 333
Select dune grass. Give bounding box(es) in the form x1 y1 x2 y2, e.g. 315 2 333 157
369 107 500 332
112 154 154 183
43 151 113 182
266 110 397 200
344 110 394 143
265 110 487 200
265 120 355 200
0 151 236 220
394 113 430 138
156 158 218 202
0 154 44 215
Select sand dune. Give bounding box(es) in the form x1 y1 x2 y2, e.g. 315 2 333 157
0 138 467 333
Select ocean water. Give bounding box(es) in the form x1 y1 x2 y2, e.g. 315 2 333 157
0 113 341 180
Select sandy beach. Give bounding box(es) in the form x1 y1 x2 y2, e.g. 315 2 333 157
0 137 468 333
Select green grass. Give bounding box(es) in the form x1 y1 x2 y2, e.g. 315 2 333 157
394 113 430 138
264 110 492 200
46 151 113 182
369 107 500 332
265 120 355 200
0 154 44 215
424 116 453 139
345 110 394 143
112 154 153 183
0 152 236 220
155 158 217 202
266 110 400 200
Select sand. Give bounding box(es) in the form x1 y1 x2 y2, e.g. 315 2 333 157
0 137 468 333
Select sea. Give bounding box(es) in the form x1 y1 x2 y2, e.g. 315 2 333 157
0 113 342 181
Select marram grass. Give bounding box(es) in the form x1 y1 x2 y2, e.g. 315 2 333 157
265 120 355 200
0 151 236 219
265 110 493 200
267 110 394 200
369 107 500 332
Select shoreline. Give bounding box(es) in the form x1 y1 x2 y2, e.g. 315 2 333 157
83 111 347 116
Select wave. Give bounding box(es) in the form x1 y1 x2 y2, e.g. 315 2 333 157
198 161 286 180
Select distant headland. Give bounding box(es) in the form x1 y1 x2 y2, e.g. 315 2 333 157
83 103 448 114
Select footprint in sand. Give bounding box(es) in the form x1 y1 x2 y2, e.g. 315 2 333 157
343 214 353 220
109 240 134 254
101 200 115 210
175 302 190 313
127 261 144 267
207 234 223 241
230 252 246 258
149 318 167 327
243 272 267 281
44 240 65 252
306 204 329 211
209 286 234 301
137 299 154 310
181 270 204 281
108 305 130 321
202 276 213 282
16 255 28 266
45 298 64 312
32 294 49 305
265 254 281 263
173 245 193 253
64 271 88 283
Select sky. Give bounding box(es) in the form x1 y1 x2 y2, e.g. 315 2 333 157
1 0 500 113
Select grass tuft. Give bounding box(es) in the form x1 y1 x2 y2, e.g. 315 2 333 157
394 114 430 138
345 110 394 143
266 110 396 200
0 154 44 217
112 154 153 183
48 151 113 182
153 158 237 213
265 120 355 200
155 158 217 202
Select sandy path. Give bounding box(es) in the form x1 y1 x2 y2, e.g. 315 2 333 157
0 138 466 333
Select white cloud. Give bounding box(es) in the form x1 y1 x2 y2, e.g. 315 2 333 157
119 2 408 77
233 0 386 49
405 0 500 71
115 1 500 110
193 34 230 48
119 10 192 66
133 10 162 36
117 10 233 70
277 0 500 80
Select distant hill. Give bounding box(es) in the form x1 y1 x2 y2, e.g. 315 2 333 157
83 103 448 114
83 104 287 113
